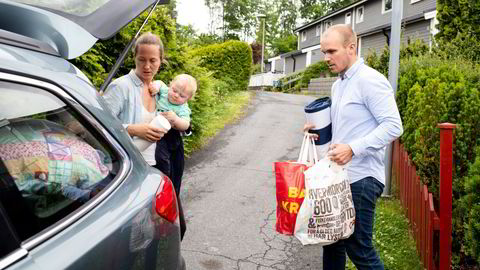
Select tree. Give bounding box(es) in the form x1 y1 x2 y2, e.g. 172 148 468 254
436 0 480 61
298 0 355 21
205 0 260 41
299 0 330 21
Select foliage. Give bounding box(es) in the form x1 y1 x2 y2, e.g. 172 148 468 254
205 0 260 41
70 6 177 89
189 40 253 91
257 0 299 58
250 42 263 65
299 0 355 21
346 198 423 270
460 146 480 266
365 39 430 78
366 36 480 267
436 0 480 62
270 34 298 55
293 60 333 90
396 56 480 268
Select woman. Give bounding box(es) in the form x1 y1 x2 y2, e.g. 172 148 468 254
103 32 186 240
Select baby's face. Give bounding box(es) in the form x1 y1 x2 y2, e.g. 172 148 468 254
168 82 191 105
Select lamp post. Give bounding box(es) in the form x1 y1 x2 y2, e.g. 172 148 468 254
257 14 266 73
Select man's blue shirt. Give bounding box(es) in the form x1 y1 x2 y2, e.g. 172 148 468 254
330 58 403 185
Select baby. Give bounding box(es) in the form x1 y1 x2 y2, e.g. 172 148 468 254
151 74 197 196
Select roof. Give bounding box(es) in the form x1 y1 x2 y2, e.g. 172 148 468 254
280 49 303 58
294 0 367 33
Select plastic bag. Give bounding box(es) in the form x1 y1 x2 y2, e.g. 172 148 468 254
294 157 355 245
274 134 318 235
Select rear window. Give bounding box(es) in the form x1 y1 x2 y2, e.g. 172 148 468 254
14 0 110 16
0 81 121 242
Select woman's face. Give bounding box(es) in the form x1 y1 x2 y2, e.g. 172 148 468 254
134 44 161 83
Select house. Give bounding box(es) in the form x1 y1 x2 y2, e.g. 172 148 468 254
268 0 437 75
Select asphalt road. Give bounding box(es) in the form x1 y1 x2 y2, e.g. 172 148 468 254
180 91 324 270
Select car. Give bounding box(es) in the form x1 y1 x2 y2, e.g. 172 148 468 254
0 0 185 269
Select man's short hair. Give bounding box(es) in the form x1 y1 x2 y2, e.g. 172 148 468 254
325 24 357 47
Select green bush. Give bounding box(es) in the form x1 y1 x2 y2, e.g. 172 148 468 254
365 39 430 78
367 39 480 268
293 61 334 91
396 56 480 268
189 40 253 91
461 146 480 265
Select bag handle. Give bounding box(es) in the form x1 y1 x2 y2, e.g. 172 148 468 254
297 133 319 165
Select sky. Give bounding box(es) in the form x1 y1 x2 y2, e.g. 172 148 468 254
176 0 211 34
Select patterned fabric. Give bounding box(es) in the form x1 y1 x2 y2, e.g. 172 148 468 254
0 119 109 205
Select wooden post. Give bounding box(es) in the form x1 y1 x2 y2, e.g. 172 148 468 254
437 123 456 270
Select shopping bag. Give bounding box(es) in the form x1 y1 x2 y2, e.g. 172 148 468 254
294 157 355 245
274 134 318 235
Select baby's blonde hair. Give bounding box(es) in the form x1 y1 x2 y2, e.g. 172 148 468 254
171 74 197 99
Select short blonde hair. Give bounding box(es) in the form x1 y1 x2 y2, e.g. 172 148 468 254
324 24 357 47
171 74 197 99
132 32 167 64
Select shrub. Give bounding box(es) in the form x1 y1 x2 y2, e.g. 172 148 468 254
395 55 480 268
294 61 334 91
461 146 480 266
189 40 253 91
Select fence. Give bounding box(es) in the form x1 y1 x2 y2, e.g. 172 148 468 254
248 72 285 87
391 123 456 270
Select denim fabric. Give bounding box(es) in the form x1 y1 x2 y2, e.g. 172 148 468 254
323 177 384 270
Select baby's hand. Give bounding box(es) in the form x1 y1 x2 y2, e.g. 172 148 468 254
148 82 160 96
161 111 178 124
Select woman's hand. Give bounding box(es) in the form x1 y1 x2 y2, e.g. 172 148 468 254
161 111 178 125
127 123 167 142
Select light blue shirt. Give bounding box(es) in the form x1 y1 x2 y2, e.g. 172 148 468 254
330 58 403 185
102 70 163 130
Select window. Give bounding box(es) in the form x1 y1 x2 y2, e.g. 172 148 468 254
382 0 392 13
356 6 364 23
0 81 120 241
301 31 307 41
324 20 332 31
345 12 352 24
316 24 321 36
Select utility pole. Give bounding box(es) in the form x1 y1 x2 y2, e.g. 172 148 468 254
257 14 266 73
385 0 403 195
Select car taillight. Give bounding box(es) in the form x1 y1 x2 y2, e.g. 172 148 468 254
154 175 178 223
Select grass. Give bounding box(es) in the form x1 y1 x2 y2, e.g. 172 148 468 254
183 90 253 156
346 197 424 270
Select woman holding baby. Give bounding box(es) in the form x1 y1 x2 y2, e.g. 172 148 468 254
103 32 187 240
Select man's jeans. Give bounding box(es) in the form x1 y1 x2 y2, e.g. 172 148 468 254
323 177 385 270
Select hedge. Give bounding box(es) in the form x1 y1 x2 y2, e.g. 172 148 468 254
366 41 480 267
189 40 252 92
293 60 334 91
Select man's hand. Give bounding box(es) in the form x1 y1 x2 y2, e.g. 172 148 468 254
303 123 319 139
328 144 353 165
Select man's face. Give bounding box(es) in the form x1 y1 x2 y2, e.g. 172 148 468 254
320 31 355 74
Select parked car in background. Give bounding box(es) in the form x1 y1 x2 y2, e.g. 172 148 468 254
0 0 185 269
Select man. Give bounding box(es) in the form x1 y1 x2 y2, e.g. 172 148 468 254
306 24 403 269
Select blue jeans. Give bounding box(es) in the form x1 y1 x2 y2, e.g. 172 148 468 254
323 177 384 270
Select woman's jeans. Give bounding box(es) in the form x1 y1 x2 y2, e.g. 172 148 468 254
323 177 385 270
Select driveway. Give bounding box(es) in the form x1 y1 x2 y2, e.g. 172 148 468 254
181 91 324 270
